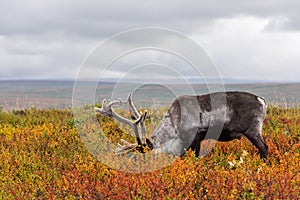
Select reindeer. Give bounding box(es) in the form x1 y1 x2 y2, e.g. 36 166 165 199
95 92 268 159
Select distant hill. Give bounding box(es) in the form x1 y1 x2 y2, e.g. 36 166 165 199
0 80 299 110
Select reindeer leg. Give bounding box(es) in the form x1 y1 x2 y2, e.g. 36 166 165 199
190 128 207 157
190 135 201 157
243 124 268 159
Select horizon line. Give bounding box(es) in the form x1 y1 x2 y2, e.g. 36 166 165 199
0 78 299 85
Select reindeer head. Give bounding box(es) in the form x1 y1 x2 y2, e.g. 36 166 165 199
95 94 186 156
150 114 176 148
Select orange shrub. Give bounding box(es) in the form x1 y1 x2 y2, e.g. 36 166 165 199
0 106 299 199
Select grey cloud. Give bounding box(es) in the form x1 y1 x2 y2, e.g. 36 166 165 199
1 0 300 37
0 0 300 81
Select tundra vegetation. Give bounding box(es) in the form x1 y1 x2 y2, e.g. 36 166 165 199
0 105 299 199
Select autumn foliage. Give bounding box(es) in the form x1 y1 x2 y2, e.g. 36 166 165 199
0 106 299 199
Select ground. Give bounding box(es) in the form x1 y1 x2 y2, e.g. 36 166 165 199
0 106 299 199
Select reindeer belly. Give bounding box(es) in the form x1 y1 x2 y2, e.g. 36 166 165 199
218 130 243 142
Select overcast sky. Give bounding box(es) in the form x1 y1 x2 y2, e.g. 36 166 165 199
1 0 300 83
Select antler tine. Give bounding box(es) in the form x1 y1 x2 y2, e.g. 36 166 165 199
115 139 137 155
127 93 140 119
126 93 148 142
102 99 107 106
94 99 112 117
111 93 142 124
140 110 147 140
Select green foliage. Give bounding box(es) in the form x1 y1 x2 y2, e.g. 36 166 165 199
0 106 299 199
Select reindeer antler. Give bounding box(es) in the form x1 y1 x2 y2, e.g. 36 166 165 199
115 139 138 155
95 93 147 153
